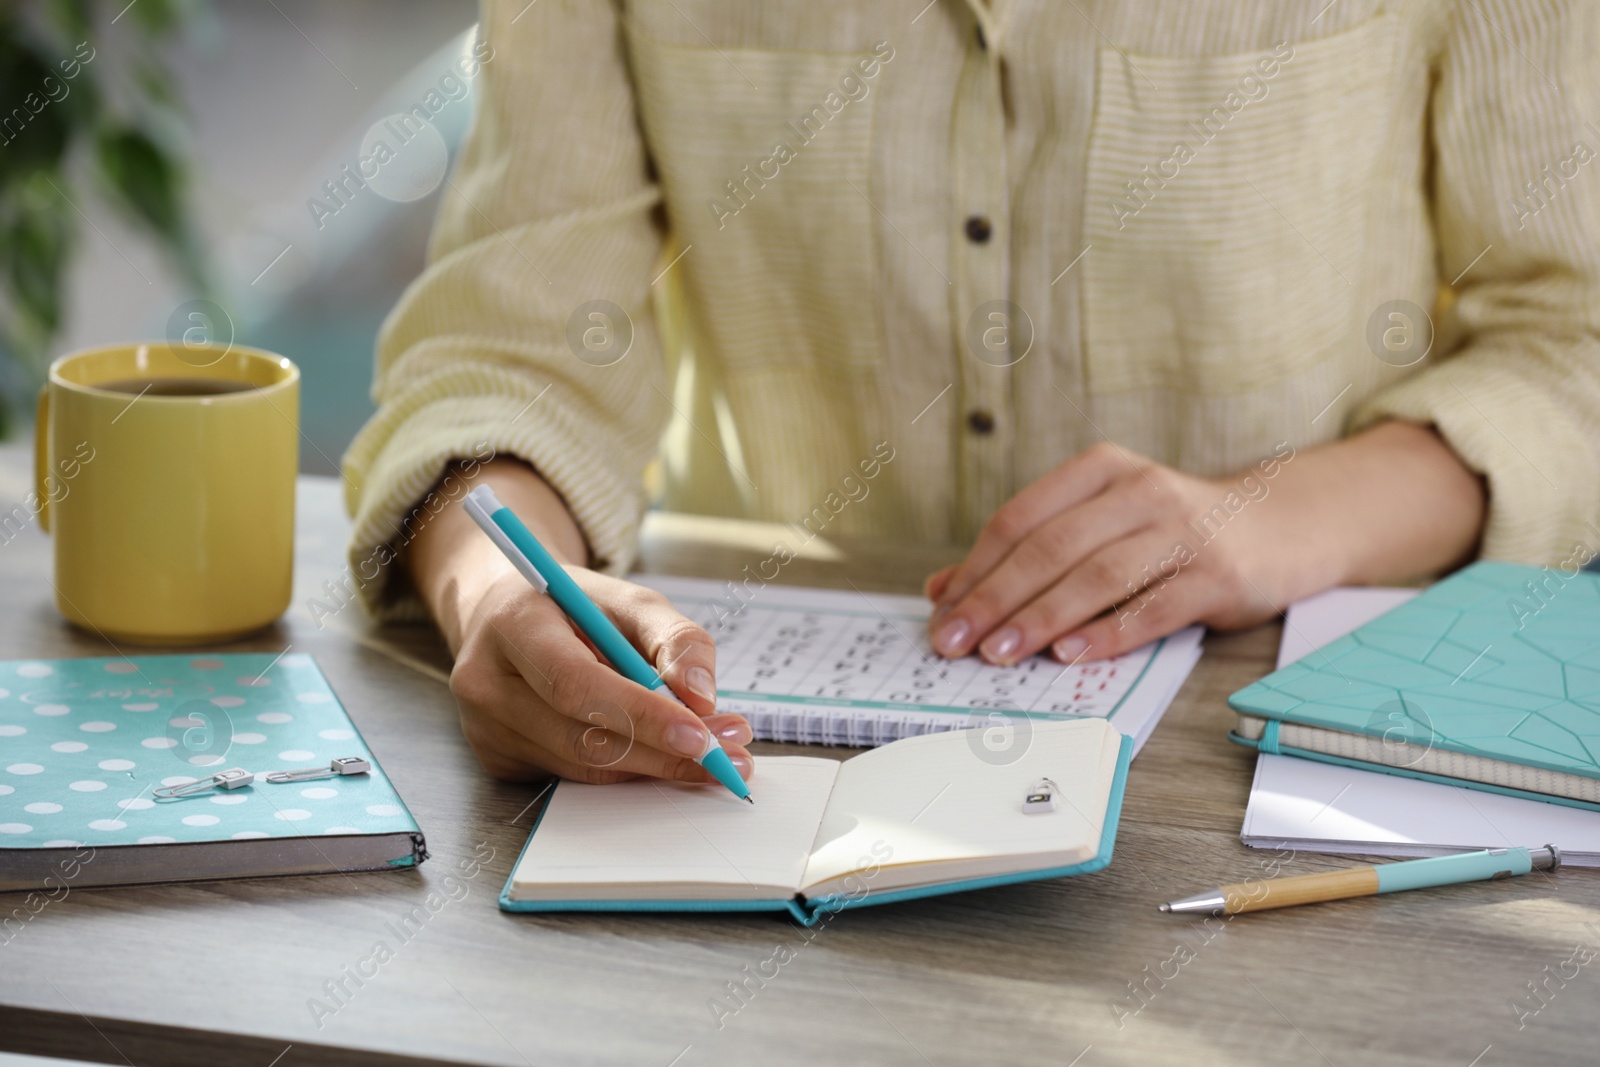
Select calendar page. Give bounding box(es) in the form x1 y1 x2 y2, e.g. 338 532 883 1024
636 576 1203 754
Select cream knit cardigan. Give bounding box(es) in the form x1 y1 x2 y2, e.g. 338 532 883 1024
344 0 1600 616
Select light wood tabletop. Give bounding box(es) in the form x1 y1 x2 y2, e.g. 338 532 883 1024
1 450 1597 1067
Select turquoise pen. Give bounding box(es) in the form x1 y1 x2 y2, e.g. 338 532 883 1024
1160 844 1560 914
462 484 752 803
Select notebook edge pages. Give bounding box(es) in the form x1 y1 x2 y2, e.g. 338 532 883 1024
1234 713 1600 804
0 833 424 892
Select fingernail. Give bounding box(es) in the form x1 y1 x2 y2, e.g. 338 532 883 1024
715 719 752 745
933 618 970 656
730 753 753 776
666 723 708 758
686 666 716 703
1054 636 1088 662
982 627 1021 663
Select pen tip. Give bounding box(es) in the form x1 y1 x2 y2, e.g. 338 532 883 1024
1157 903 1170 913
745 796 755 805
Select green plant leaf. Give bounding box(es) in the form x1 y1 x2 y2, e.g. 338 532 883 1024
130 0 184 35
45 0 94 45
56 49 103 132
1 170 74 346
0 1 212 432
133 60 180 111
95 125 209 292
0 38 73 178
95 125 182 240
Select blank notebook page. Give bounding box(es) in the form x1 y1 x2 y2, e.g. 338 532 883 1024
799 719 1121 894
507 757 840 902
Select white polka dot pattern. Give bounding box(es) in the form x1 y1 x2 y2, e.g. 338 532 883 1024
0 653 414 850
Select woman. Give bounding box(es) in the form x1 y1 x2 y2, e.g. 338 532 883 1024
344 1 1600 784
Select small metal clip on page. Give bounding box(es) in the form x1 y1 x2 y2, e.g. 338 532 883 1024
1023 777 1059 814
152 768 255 799
264 756 371 784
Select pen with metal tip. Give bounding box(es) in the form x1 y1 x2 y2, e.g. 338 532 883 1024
462 484 752 803
1158 844 1560 915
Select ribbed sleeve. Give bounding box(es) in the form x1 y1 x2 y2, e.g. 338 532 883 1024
1351 0 1600 564
342 0 669 617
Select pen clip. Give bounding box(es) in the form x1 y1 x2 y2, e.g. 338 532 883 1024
1023 777 1059 814
153 768 255 799
264 756 372 784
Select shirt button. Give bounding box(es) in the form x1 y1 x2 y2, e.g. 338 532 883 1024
967 409 996 435
964 215 993 244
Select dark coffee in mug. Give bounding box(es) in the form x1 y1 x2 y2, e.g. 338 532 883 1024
96 377 261 396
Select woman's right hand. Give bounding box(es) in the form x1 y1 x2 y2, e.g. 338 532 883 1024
404 458 753 784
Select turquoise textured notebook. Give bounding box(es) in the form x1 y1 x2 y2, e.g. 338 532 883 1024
0 652 425 890
500 719 1130 926
1229 561 1600 810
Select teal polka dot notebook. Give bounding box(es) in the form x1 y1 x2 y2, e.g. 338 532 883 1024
0 652 425 892
1228 561 1600 811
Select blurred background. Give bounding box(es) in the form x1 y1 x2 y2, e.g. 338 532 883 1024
0 0 480 474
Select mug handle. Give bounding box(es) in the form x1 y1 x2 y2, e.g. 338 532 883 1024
34 386 50 534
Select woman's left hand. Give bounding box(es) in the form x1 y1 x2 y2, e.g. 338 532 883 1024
925 422 1486 665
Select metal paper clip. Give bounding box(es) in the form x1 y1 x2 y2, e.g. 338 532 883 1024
264 756 371 784
153 768 255 799
1023 777 1060 814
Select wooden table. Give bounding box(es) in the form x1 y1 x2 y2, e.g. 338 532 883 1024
1 452 1596 1066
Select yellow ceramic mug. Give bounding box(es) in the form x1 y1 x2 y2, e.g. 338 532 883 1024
35 341 300 645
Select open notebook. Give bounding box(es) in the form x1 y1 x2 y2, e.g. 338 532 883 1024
502 719 1131 924
636 575 1201 754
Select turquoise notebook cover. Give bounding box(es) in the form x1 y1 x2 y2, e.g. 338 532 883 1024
499 735 1131 926
0 652 423 857
1228 561 1600 806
